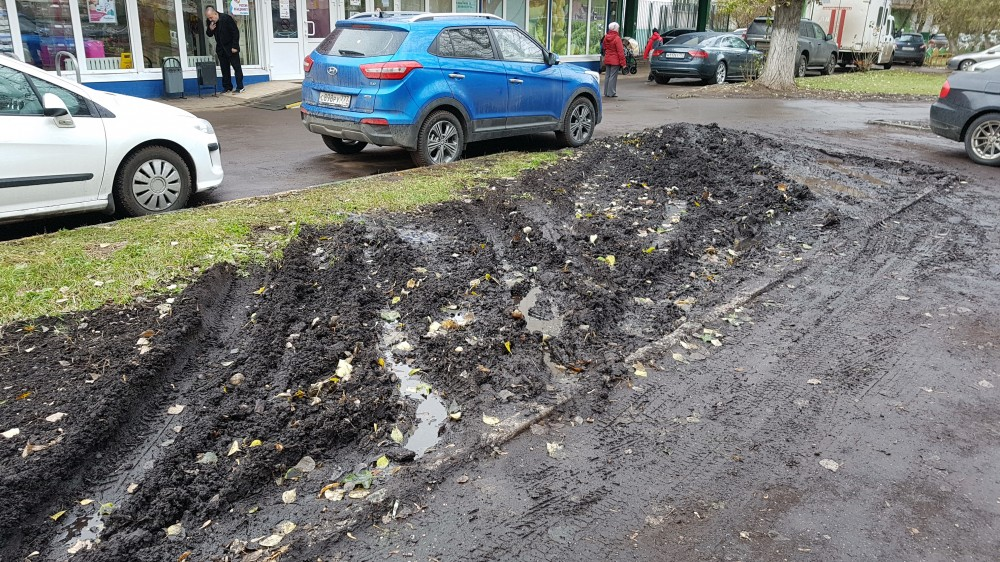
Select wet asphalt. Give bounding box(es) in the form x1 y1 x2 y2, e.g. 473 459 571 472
2 72 991 241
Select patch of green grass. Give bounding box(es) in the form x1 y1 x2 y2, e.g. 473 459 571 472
796 69 946 96
0 151 560 325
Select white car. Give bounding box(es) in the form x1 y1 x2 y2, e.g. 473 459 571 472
0 55 223 224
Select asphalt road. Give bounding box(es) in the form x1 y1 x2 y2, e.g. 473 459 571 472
3 73 991 240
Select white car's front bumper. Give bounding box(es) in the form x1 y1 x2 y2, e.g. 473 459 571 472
195 140 225 193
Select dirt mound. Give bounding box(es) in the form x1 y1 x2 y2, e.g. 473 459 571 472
0 124 816 561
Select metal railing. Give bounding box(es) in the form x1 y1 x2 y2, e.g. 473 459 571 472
54 51 81 83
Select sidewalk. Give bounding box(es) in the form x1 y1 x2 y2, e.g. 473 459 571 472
160 79 301 111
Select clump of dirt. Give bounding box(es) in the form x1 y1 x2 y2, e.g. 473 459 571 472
0 124 816 561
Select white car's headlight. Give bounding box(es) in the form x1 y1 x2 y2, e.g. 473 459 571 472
194 119 215 135
585 70 600 84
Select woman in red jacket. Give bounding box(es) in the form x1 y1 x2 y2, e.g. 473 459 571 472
602 22 626 98
643 28 661 82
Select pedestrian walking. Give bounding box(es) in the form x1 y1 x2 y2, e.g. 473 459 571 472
602 22 626 98
643 28 661 82
205 6 244 93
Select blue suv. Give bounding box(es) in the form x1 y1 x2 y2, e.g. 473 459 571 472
300 12 602 166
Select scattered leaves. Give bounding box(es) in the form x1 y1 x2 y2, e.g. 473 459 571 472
1 428 19 439
380 310 401 322
807 378 822 385
447 400 462 421
546 442 567 459
166 404 185 415
375 455 390 469
50 510 67 522
165 523 184 537
482 414 501 426
45 412 68 423
227 440 241 457
632 362 648 377
390 427 404 444
504 341 512 354
281 489 297 504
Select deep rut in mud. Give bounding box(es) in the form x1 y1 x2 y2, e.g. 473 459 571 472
1 123 982 561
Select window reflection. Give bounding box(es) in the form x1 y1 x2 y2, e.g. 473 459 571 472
15 0 77 71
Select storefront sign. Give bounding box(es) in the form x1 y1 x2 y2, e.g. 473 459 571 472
279 0 290 18
230 0 250 16
456 0 477 12
88 0 118 24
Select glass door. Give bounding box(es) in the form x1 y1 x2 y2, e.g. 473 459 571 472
268 0 302 78
304 0 330 51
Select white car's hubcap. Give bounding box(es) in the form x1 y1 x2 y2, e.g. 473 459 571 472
132 159 181 211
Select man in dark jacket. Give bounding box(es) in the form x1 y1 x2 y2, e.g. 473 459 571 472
205 6 244 93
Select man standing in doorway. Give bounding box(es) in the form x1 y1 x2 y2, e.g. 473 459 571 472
205 6 244 93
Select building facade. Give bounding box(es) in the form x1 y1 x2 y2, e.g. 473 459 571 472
1 0 608 97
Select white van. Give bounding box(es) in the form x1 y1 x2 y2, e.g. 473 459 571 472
803 0 895 68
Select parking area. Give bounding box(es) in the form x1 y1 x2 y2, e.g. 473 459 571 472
3 71 989 241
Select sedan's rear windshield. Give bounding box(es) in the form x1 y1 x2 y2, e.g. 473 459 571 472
747 20 772 36
898 34 923 43
316 27 407 57
668 33 714 46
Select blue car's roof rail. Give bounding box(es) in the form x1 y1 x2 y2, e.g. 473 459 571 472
348 10 425 19
410 12 503 21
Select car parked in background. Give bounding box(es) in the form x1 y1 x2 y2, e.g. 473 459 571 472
744 17 839 77
300 12 601 166
927 33 949 50
947 44 1000 71
649 32 762 85
659 28 697 43
969 59 1000 72
930 66 1000 166
0 55 223 224
893 33 926 65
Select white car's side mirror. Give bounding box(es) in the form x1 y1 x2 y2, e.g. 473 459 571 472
42 93 74 128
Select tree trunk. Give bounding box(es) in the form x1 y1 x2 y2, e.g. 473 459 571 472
757 0 805 91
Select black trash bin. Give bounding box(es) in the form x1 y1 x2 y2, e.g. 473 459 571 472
161 57 184 99
196 61 218 97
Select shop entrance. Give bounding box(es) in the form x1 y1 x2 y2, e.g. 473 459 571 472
269 0 382 79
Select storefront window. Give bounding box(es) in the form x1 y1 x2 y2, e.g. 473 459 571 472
15 0 77 71
78 0 133 70
229 0 260 64
483 0 502 17
506 0 525 28
137 0 179 67
400 0 424 11
587 0 604 55
527 0 546 47
570 0 587 54
428 0 450 13
550 0 568 54
1 8 14 56
455 0 475 12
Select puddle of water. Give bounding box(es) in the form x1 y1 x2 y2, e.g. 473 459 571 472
382 323 447 458
60 511 104 545
794 175 870 200
822 162 890 187
397 228 440 245
518 286 563 337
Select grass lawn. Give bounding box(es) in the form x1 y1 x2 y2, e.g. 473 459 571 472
796 69 947 97
0 151 560 325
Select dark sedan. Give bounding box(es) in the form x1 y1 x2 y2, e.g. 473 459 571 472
893 33 926 65
649 32 762 85
930 66 1000 166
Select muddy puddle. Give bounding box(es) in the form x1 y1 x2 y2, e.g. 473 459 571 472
380 320 448 458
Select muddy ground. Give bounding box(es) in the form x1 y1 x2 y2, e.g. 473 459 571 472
2 123 998 561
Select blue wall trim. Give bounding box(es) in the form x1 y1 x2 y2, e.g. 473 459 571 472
84 74 270 99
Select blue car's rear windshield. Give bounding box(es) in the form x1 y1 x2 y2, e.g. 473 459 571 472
316 26 408 57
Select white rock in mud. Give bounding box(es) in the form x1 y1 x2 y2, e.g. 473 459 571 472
394 341 413 353
45 412 68 423
1 428 20 439
819 459 840 472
